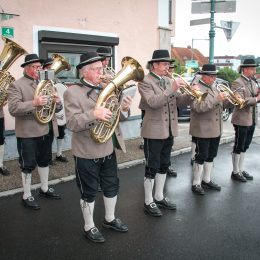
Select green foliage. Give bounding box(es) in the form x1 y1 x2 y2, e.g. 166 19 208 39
173 59 186 75
217 67 240 84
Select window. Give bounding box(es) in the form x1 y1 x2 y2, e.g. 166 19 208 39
38 30 119 83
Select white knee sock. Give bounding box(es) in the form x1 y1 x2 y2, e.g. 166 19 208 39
80 199 95 231
232 153 240 173
56 139 64 157
154 173 167 201
21 172 32 200
203 162 213 183
193 163 204 185
103 195 117 222
144 177 154 205
0 144 4 168
191 141 196 160
239 152 245 173
38 166 49 192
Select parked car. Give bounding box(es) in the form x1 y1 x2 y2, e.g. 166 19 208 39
177 77 234 121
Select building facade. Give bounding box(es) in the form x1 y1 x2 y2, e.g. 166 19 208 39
0 0 176 136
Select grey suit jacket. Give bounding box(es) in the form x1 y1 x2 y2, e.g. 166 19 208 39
64 83 126 159
138 73 192 139
189 80 231 138
8 76 59 138
231 76 258 126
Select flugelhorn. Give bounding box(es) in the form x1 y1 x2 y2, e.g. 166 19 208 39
91 56 144 143
0 37 27 106
34 54 71 124
216 83 246 109
170 72 207 103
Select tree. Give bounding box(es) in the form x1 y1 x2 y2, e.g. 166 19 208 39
217 67 240 84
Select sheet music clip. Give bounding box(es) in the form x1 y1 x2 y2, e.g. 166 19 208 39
38 69 55 81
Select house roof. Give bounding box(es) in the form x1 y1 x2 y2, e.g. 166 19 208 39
171 47 208 66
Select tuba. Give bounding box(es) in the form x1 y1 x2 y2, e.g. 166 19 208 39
170 72 208 103
216 83 246 109
0 37 27 107
34 54 71 124
90 56 144 143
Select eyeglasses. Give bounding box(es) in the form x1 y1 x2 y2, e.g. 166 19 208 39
29 65 42 70
90 66 103 72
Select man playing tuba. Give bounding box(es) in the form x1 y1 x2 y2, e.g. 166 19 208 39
64 52 132 243
8 54 62 210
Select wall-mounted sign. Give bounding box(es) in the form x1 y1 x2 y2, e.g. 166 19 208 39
1 27 14 38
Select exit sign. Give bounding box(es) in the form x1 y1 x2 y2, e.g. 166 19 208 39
1 27 14 38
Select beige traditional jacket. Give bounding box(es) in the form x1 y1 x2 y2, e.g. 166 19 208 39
8 76 60 138
138 73 192 139
64 83 127 159
231 75 258 126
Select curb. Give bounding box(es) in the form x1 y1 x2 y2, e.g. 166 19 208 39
0 135 235 198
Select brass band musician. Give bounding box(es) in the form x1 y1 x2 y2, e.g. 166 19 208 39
230 58 260 182
138 49 193 217
190 64 233 195
64 52 132 243
8 54 62 210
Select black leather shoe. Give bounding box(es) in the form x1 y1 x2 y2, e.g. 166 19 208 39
0 166 10 176
39 187 61 199
202 180 221 191
144 202 162 217
83 227 105 243
56 155 68 163
22 196 40 210
167 167 177 177
231 172 247 182
103 218 128 232
192 184 205 195
242 171 253 180
154 197 177 210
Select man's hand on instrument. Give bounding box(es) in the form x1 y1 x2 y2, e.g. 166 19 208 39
94 107 112 121
53 93 61 104
121 95 132 112
217 92 226 102
33 95 48 107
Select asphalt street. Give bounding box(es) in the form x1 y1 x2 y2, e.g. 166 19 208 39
0 137 260 260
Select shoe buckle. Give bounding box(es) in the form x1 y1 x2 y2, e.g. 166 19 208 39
150 202 157 208
91 227 98 234
48 188 54 193
164 197 169 202
28 196 35 202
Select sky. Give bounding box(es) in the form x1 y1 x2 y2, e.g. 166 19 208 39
172 0 260 58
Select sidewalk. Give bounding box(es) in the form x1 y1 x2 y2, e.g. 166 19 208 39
1 119 259 195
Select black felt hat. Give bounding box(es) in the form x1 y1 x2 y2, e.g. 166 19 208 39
76 52 106 70
148 49 174 63
96 47 112 57
240 58 258 68
42 58 53 69
198 64 217 75
20 54 43 68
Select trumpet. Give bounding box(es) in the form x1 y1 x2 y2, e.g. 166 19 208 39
169 72 208 103
216 83 246 109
